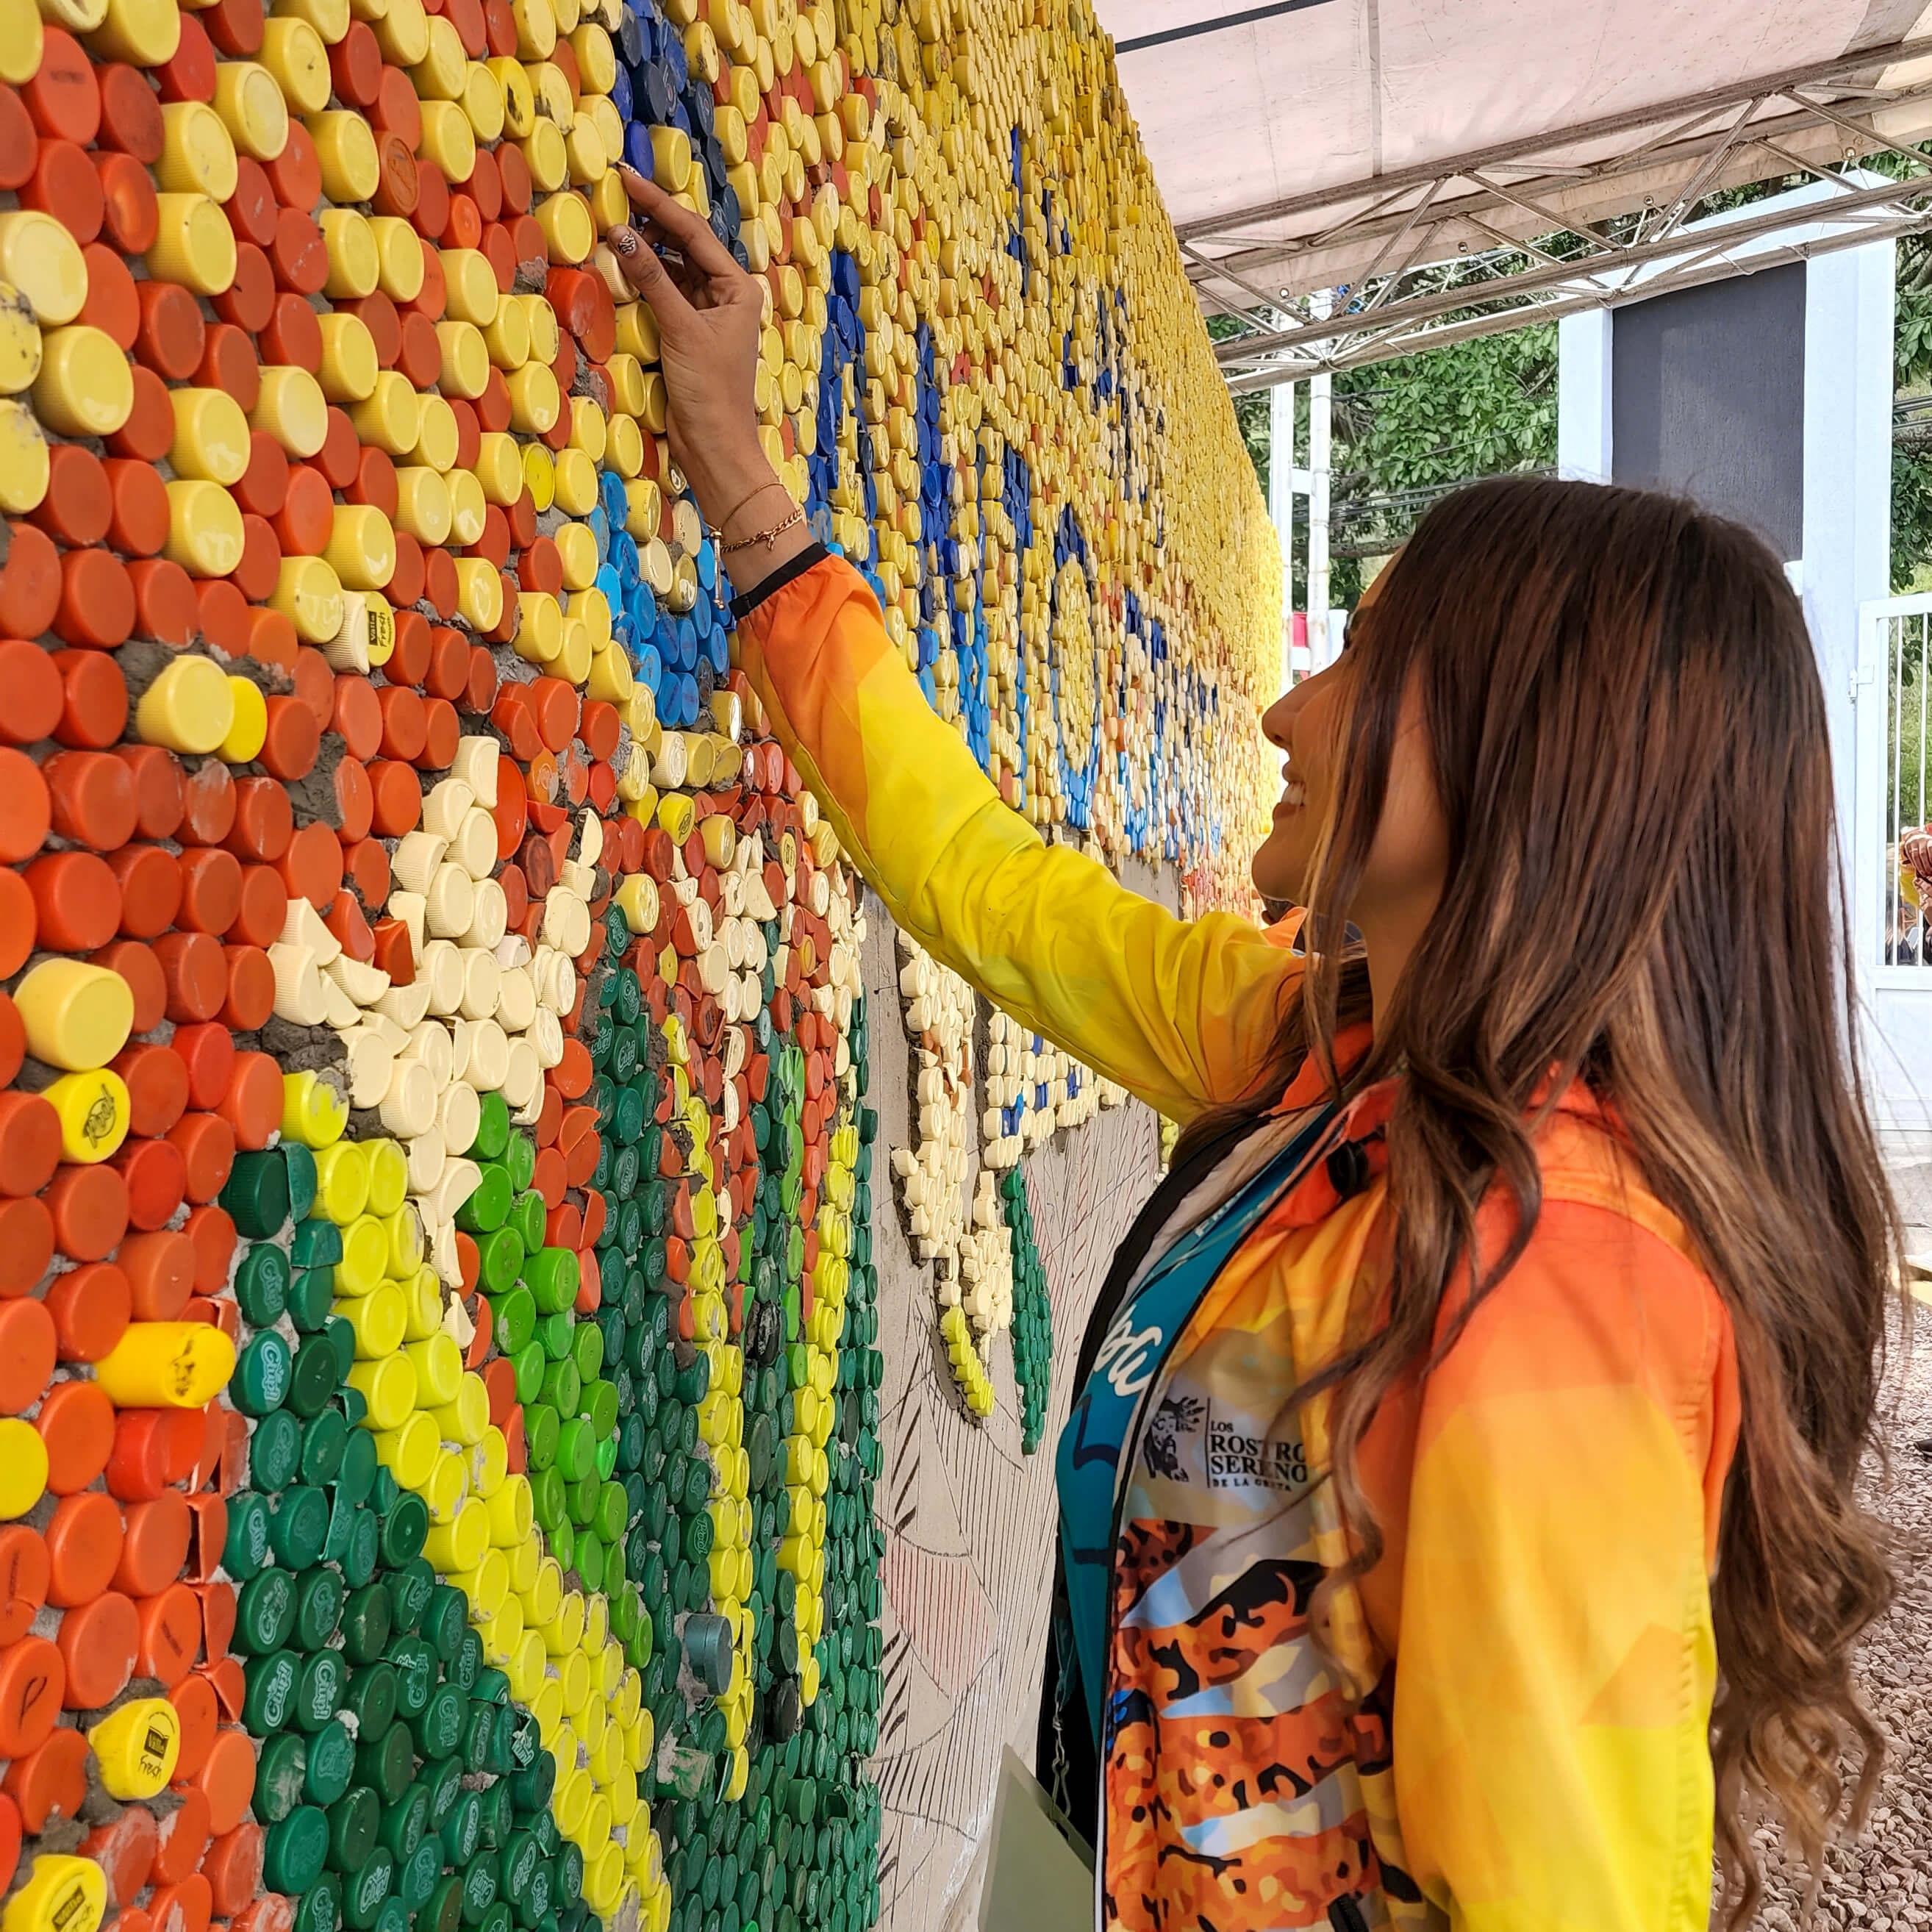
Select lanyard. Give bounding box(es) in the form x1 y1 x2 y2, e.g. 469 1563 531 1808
1053 1106 1340 1746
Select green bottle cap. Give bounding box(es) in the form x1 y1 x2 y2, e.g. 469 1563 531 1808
268 1486 329 1568
442 1787 482 1867
342 1846 396 1929
523 1403 559 1473
421 1875 464 1932
304 1718 357 1807
387 1637 437 1719
399 1835 443 1913
379 1492 430 1567
537 1357 580 1419
509 1190 545 1257
554 1418 593 1483
457 1164 513 1235
355 1717 415 1803
568 1320 604 1383
421 1584 468 1664
254 1731 308 1824
511 1341 547 1406
585 1380 618 1442
287 1335 343 1418
287 1264 335 1334
243 1650 300 1734
525 1248 579 1316
592 1480 627 1545
470 1091 510 1161
504 1131 534 1194
380 1780 431 1863
300 1407 350 1487
265 1804 331 1895
459 1856 498 1928
547 1518 573 1575
221 1149 292 1239
248 1409 303 1496
385 1556 434 1634
343 1660 398 1738
565 1472 596 1530
293 1646 343 1731
479 1229 527 1297
326 1785 379 1875
340 1584 394 1665
529 1467 564 1536
574 1535 603 1593
236 1242 291 1325
421 1753 462 1827
232 1331 293 1418
293 1217 343 1270
290 1564 343 1651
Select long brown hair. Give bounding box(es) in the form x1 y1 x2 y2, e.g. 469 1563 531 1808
1201 476 1902 1918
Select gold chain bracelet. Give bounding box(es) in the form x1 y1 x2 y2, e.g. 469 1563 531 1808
720 503 806 557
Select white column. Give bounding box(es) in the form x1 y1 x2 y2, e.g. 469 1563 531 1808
1269 374 1298 682
1308 293 1333 665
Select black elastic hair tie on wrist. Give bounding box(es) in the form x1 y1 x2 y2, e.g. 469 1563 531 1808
730 543 830 620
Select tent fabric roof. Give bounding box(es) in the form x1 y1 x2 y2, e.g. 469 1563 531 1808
1095 0 1932 308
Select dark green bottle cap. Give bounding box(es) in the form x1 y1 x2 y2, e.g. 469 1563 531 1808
232 1331 293 1418
336 1425 377 1507
237 1566 297 1658
385 1556 434 1634
373 1895 409 1932
387 1636 436 1719
295 1565 344 1650
551 1842 582 1910
340 1584 394 1664
293 1217 343 1270
441 1787 482 1867
421 1753 462 1827
452 1627 482 1692
283 1141 318 1222
293 1647 343 1731
355 1717 415 1803
300 1407 349 1487
268 1486 328 1568
485 1703 517 1777
421 1584 468 1664
420 1875 464 1932
236 1242 291 1325
341 1506 380 1588
506 1745 553 1815
343 1660 397 1738
304 1718 357 1807
221 1149 291 1239
458 1858 498 1928
341 1845 395 1931
254 1731 308 1823
327 1785 380 1875
503 1131 534 1194
398 1835 442 1913
526 1805 556 1858
370 1467 398 1514
264 1804 330 1894
292 1869 341 1932
325 1314 356 1381
379 1492 429 1567
287 1336 342 1419
245 1410 301 1500
287 1264 335 1334
243 1649 300 1734
380 1779 430 1862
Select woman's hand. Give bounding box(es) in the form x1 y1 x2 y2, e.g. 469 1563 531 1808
607 168 802 557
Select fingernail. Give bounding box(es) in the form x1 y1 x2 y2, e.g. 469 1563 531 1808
610 226 638 254
619 162 646 182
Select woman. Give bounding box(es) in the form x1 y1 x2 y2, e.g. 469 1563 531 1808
606 174 1900 1931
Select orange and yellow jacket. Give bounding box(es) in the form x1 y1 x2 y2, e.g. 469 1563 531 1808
737 554 1740 1932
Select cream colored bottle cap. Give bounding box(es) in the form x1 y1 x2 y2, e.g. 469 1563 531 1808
252 365 329 458
393 466 452 545
0 401 47 516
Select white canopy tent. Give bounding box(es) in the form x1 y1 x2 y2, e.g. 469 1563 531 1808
1092 0 1932 378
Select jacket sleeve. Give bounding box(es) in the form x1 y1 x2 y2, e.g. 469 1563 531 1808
1389 1195 1739 1932
733 554 1300 1124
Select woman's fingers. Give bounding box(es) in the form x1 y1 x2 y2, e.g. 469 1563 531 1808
607 224 695 326
619 166 741 282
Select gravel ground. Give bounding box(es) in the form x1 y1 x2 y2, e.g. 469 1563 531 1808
1748 1300 1932 1928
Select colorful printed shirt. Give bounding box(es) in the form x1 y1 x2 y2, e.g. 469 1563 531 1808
737 555 1742 1932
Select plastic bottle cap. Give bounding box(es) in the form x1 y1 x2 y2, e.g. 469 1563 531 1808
260 17 331 116
159 101 239 201
253 365 329 458
1 1855 106 1932
212 61 290 162
33 326 134 438
325 504 397 593
308 110 381 202
170 388 251 486
89 1697 182 1800
138 654 237 756
147 193 237 297
0 212 87 324
165 479 246 578
317 311 378 402
15 958 135 1072
93 1321 237 1409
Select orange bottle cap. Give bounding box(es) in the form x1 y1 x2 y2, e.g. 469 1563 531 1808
57 1586 138 1708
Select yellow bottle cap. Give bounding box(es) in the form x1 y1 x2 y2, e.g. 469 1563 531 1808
137 653 237 756
539 189 595 266
555 520 597 590
567 394 606 465
271 554 345 644
0 285 39 398
485 1471 532 1545
95 1320 236 1408
0 0 43 83
452 557 503 631
587 644 632 706
281 1067 348 1149
333 1215 385 1297
507 360 560 435
0 1414 48 1520
519 442 554 514
366 1137 407 1213
455 1547 508 1620
440 248 498 327
603 411 641 482
0 215 85 326
446 467 486 545
472 431 523 505
423 1495 488 1573
89 1697 182 1800
317 310 378 402
218 676 268 765
520 118 567 193
347 1355 417 1430
251 364 329 459
168 387 251 485
513 590 561 664
344 1278 406 1356
649 124 692 193
324 504 397 592
418 99 476 185
376 1411 439 1488
1 1858 105 1932
15 959 134 1073
482 301 529 372
468 1417 507 1491
163 479 246 579
410 393 459 473
316 1148 368 1228
429 320 486 402
405 1331 462 1405
564 114 607 189
509 0 554 59
33 326 134 440
158 100 240 200
307 110 381 204
87 0 180 64
412 11 465 95
568 19 615 90
260 16 332 115
393 466 452 545
348 370 421 457
421 1448 466 1523
147 192 237 298
460 62 504 144
321 207 379 299
210 60 291 161
373 0 429 65
0 399 48 515
369 215 425 301
552 446 597 517
556 618 591 687
276 0 350 43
